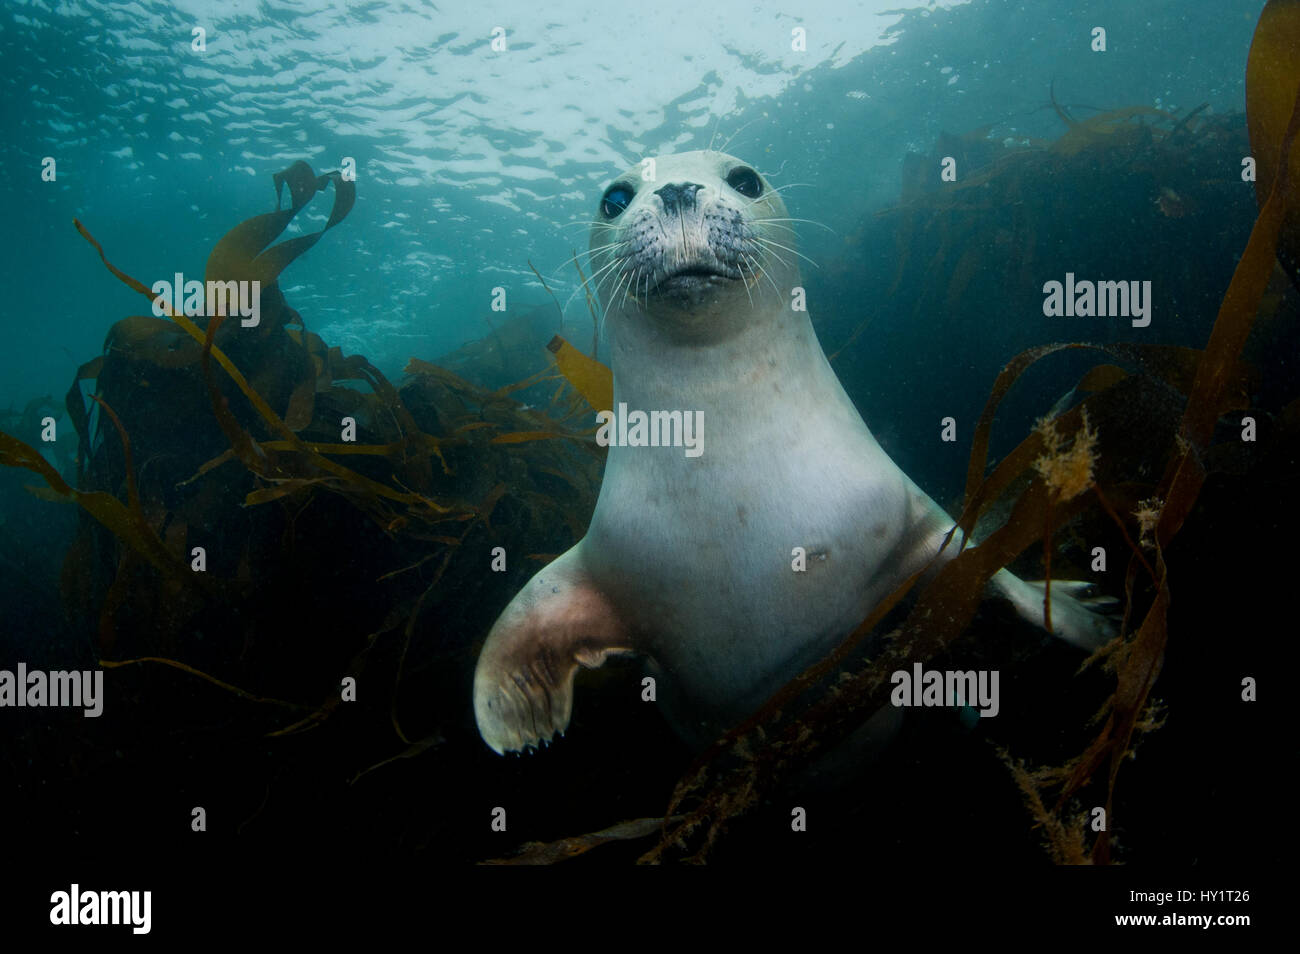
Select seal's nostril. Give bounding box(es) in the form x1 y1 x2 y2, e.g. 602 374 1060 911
654 182 704 216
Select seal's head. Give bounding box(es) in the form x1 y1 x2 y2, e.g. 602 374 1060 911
589 150 795 343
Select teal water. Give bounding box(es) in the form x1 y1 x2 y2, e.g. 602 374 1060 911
1 0 1263 407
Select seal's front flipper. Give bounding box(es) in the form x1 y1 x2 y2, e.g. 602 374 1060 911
990 570 1119 652
474 550 633 755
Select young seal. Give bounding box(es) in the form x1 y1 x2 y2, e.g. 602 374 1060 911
473 150 1113 754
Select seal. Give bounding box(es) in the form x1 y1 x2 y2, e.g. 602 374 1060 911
473 150 1113 754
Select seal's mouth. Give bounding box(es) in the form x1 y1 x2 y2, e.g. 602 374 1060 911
651 263 743 296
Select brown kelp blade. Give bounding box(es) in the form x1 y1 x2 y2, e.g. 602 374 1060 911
205 160 356 290
0 429 192 587
1246 0 1300 287
490 430 575 445
482 816 683 866
954 341 1255 551
1173 70 1300 520
1051 105 1171 157
547 334 613 412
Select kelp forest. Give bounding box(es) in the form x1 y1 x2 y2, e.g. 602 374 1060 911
2 5 1296 867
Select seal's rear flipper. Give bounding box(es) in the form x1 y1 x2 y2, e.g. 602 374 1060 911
990 570 1119 652
474 550 633 754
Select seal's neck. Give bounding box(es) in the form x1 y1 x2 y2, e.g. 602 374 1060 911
609 304 842 414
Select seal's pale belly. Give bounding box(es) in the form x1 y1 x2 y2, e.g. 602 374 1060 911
581 389 916 743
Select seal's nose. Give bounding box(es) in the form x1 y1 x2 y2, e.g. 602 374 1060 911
655 182 704 216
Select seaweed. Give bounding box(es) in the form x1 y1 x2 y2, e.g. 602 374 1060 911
1 161 608 765
1247 0 1300 289
479 816 685 866
839 81 1245 380
0 415 196 591
545 334 613 413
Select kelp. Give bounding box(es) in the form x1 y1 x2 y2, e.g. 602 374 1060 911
479 816 684 866
0 423 195 590
76 218 458 524
1 160 608 756
98 655 310 712
546 334 613 413
68 173 605 554
883 91 1200 222
205 161 355 298
1247 0 1300 289
865 77 1245 346
2 389 228 655
1048 84 1172 159
349 733 445 786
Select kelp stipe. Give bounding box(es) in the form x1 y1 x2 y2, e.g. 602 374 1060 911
1247 0 1300 290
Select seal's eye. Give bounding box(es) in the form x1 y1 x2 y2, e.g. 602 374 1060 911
725 166 763 198
601 184 634 218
